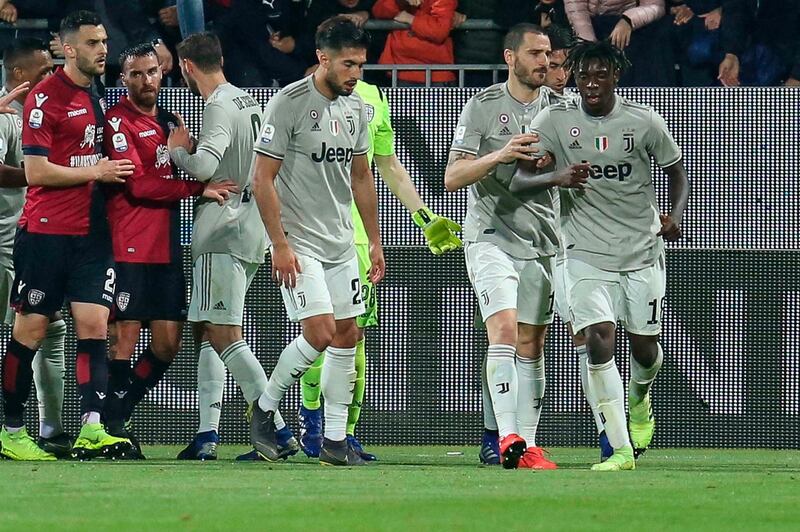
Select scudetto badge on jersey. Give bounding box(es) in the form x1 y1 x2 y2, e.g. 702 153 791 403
29 108 44 129
594 136 609 152
112 132 128 152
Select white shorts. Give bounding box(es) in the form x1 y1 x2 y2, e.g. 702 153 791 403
279 253 364 322
0 260 14 325
465 241 554 326
188 253 260 326
565 254 666 336
553 254 569 325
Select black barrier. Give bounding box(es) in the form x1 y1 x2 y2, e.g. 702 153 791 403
5 87 800 448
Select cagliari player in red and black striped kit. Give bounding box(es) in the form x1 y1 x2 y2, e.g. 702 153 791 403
102 43 235 457
0 11 136 460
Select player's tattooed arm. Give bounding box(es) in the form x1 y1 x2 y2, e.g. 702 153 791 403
658 160 690 241
444 134 540 192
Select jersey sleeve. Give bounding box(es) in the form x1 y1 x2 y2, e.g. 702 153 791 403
450 96 483 155
21 92 54 157
254 92 293 160
372 91 395 158
5 117 22 167
195 100 231 161
528 107 559 161
646 110 682 168
354 100 370 156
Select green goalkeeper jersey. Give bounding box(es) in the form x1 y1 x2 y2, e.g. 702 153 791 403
351 80 395 246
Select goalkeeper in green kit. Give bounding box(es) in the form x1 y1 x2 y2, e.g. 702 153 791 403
298 79 462 460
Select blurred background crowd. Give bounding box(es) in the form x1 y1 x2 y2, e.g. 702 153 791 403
0 0 796 88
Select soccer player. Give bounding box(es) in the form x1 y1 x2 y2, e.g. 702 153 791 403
0 39 76 460
297 77 463 461
444 23 563 470
518 40 690 470
250 16 384 466
102 43 237 458
167 32 297 461
0 11 136 461
542 38 614 462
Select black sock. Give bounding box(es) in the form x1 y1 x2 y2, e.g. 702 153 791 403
125 346 171 418
76 339 108 418
1 338 37 428
104 359 131 428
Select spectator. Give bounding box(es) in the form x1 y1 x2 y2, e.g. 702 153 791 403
215 0 308 87
718 0 800 86
496 1 572 33
455 0 502 86
372 0 458 85
670 0 725 86
0 1 93 57
564 0 675 86
159 0 206 38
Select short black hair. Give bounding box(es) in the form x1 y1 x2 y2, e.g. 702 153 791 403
316 16 371 51
118 42 158 71
564 39 631 75
59 10 103 42
547 25 574 52
503 23 547 52
3 37 49 74
176 32 223 73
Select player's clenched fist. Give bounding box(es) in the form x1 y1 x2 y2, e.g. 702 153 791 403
271 241 302 288
94 157 134 183
657 214 683 241
553 163 591 189
202 180 239 205
368 242 385 284
494 133 540 164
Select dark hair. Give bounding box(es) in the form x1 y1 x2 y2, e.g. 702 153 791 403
3 37 48 73
176 32 223 73
564 39 631 74
59 10 103 41
316 16 371 51
547 25 575 52
118 42 158 70
503 23 547 52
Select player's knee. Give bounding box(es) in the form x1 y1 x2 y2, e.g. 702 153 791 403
206 325 242 354
331 319 359 348
12 313 50 348
151 336 182 361
517 325 546 358
628 334 659 366
302 316 336 352
584 322 615 363
486 310 518 346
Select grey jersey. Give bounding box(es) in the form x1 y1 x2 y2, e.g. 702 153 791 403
0 89 24 265
254 76 370 264
530 95 682 272
451 83 566 259
191 83 267 264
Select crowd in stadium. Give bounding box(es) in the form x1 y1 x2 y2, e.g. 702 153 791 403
0 0 797 88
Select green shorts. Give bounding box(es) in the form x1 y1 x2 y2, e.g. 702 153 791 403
355 243 378 328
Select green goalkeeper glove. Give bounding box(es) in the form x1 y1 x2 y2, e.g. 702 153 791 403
412 207 463 255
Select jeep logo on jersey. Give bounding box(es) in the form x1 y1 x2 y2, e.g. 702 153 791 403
116 292 130 312
28 289 44 306
311 142 354 163
155 145 170 168
584 160 632 181
594 136 609 152
329 119 340 136
624 133 635 153
80 124 96 149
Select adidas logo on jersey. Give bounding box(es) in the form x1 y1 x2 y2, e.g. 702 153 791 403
311 122 321 132
213 301 227 311
569 139 582 149
210 402 222 410
499 126 512 136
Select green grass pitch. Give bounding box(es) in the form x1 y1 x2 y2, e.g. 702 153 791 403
1 446 798 530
